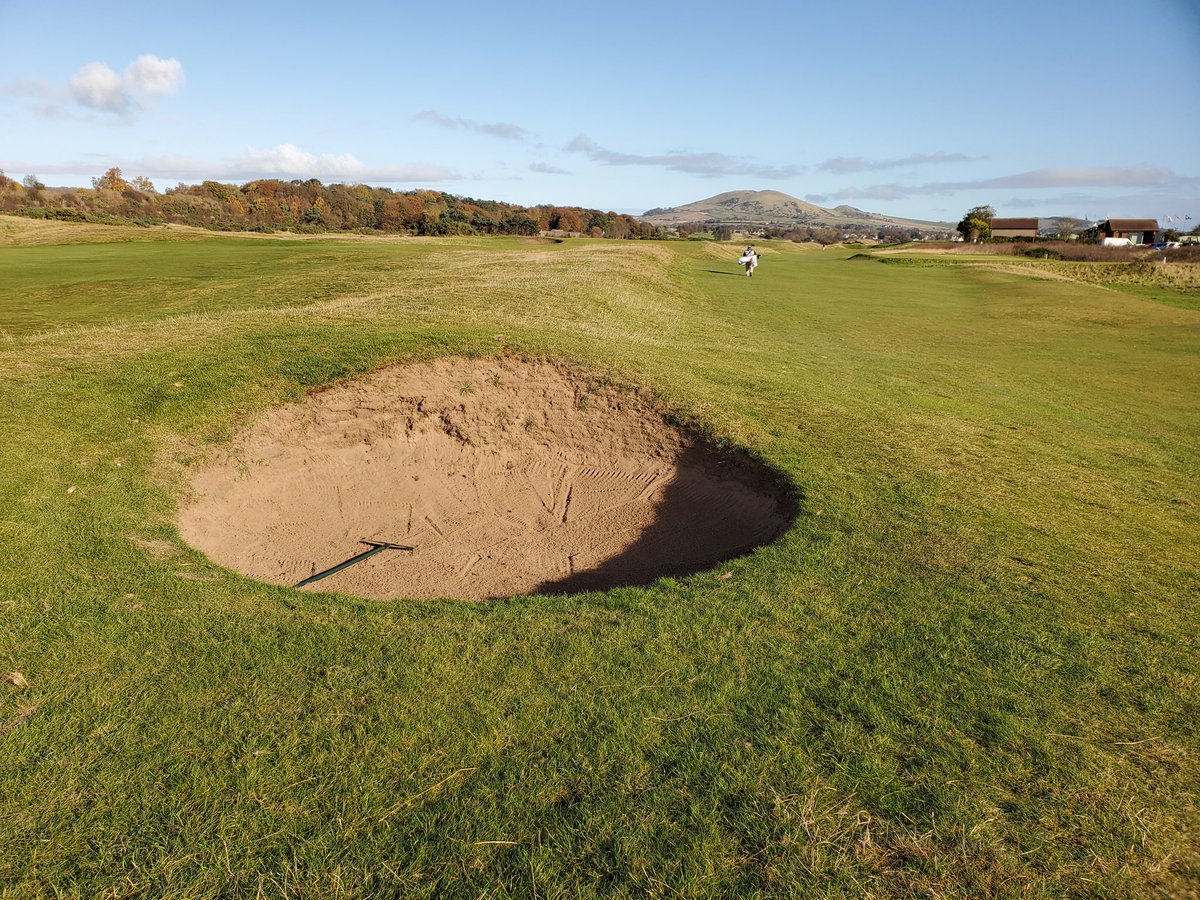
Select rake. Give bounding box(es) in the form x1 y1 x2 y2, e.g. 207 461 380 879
294 540 414 588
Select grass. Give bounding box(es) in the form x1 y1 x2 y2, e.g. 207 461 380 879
867 245 1200 312
1 218 1198 897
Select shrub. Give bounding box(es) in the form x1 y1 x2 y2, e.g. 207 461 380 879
13 207 157 228
1019 247 1064 260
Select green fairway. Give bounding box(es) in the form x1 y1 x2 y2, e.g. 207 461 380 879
1 219 1198 897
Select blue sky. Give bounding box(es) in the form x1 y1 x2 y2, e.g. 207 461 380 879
2 0 1198 223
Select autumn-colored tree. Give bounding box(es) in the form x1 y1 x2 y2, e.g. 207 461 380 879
303 196 328 224
0 172 673 242
397 194 427 228
92 167 128 192
526 205 552 231
376 197 407 231
550 207 585 233
202 180 239 202
604 216 631 239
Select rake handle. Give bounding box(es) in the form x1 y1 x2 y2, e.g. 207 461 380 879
294 540 414 588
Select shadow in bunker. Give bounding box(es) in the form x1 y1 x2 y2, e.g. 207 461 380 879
530 443 799 596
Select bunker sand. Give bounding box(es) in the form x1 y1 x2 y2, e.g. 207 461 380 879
179 357 791 600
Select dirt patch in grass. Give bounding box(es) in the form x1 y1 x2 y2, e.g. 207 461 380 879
178 356 793 600
127 535 180 560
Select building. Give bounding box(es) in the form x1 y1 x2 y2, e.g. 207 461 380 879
1095 219 1159 244
989 217 1038 239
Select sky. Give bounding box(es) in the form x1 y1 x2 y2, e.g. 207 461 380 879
2 0 1199 224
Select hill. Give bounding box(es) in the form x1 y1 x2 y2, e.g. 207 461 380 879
641 189 951 233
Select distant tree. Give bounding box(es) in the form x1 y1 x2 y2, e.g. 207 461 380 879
1163 228 1181 242
92 167 128 192
550 207 585 233
202 180 239 202
712 225 734 241
376 196 407 231
500 214 538 236
303 199 326 225
603 217 630 239
22 174 45 199
956 205 994 242
416 211 448 235
129 175 156 192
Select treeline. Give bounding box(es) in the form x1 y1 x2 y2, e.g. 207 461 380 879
0 168 669 239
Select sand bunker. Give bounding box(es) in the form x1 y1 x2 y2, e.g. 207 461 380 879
178 357 792 600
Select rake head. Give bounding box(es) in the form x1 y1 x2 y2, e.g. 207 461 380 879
362 539 415 551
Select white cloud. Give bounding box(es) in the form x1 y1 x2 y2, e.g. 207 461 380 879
224 144 456 182
65 54 184 115
124 54 185 98
69 62 128 113
3 144 459 185
238 144 367 179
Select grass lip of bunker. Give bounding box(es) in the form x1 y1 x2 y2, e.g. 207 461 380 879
177 356 796 600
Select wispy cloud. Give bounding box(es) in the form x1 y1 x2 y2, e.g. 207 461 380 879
942 166 1196 190
3 54 184 118
817 151 981 174
1 80 57 101
414 110 529 141
810 185 910 203
1001 191 1197 218
566 134 803 180
529 161 571 175
825 166 1200 201
3 144 459 184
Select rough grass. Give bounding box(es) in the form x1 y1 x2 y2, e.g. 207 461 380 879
860 246 1200 312
1 220 1198 897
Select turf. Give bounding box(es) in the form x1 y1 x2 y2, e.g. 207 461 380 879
1 219 1197 897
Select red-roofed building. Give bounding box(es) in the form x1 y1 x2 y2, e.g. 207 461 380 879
989 217 1038 238
1096 219 1159 244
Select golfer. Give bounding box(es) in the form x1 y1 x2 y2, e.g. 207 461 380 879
738 245 758 277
